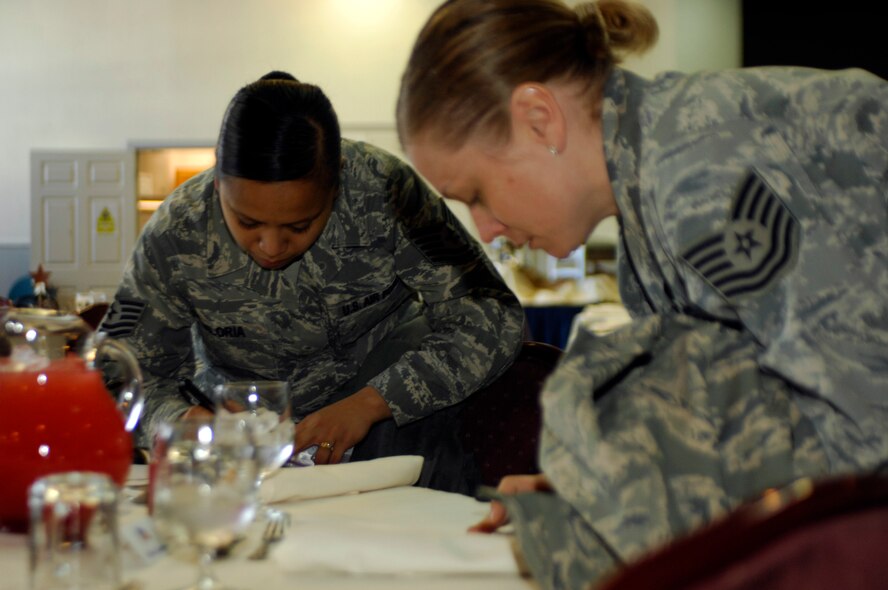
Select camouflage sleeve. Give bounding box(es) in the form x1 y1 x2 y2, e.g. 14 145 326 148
100 228 196 447
504 313 821 590
365 166 525 424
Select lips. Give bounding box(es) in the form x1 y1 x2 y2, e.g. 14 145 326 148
257 258 288 269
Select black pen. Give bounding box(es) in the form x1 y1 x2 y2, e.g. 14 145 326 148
177 378 216 412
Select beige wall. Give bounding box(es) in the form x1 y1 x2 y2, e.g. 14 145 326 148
0 0 443 246
0 0 739 249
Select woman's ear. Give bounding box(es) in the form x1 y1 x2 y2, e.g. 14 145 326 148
509 83 566 154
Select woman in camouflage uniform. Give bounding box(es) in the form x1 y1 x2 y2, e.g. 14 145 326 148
102 71 525 493
398 0 888 587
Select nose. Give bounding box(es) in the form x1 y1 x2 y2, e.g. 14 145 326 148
471 208 507 243
258 230 287 258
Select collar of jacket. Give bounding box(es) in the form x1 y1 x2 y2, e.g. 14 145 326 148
602 68 676 315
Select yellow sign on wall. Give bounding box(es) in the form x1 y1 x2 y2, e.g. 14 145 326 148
96 207 115 234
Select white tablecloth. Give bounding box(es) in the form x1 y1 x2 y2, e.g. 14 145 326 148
0 463 537 590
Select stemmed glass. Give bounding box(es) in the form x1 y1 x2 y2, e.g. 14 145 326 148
150 417 259 590
213 381 295 516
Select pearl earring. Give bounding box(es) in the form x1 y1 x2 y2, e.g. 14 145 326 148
548 145 559 156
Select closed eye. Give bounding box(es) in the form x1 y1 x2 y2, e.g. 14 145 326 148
238 218 311 233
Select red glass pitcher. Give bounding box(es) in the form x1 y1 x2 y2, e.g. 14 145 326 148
0 308 143 533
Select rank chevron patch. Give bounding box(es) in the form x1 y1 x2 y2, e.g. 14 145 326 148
99 298 146 338
681 171 800 299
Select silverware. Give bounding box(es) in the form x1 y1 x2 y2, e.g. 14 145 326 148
248 511 290 560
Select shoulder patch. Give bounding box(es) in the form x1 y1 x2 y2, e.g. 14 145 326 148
681 171 800 300
100 298 146 338
407 205 477 267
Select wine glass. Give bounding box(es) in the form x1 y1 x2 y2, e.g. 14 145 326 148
213 381 295 515
150 417 259 590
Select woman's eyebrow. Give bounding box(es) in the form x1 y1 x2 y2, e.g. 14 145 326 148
231 205 321 226
290 209 327 225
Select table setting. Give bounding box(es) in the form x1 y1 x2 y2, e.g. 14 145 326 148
0 309 536 590
1 455 536 590
0 308 537 590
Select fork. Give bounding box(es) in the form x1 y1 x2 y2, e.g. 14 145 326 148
248 510 290 560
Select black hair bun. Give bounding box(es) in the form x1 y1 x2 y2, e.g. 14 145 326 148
260 70 299 82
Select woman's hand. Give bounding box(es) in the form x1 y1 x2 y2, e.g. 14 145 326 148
294 386 392 464
469 474 553 533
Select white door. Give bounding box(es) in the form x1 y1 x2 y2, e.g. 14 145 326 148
30 150 136 309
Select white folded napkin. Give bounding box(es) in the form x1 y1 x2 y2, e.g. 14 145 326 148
126 464 150 487
275 520 519 575
272 487 520 575
260 455 424 504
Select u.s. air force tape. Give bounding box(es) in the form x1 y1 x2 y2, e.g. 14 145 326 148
99 298 146 338
681 171 800 300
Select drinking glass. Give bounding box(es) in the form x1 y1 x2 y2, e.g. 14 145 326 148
28 471 121 590
214 381 294 512
150 417 258 590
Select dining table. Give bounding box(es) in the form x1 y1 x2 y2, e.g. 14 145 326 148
0 456 539 590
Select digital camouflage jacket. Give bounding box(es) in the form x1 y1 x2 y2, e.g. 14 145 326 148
102 140 524 446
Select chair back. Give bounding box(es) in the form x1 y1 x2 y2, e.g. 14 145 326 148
459 341 562 488
597 472 888 590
